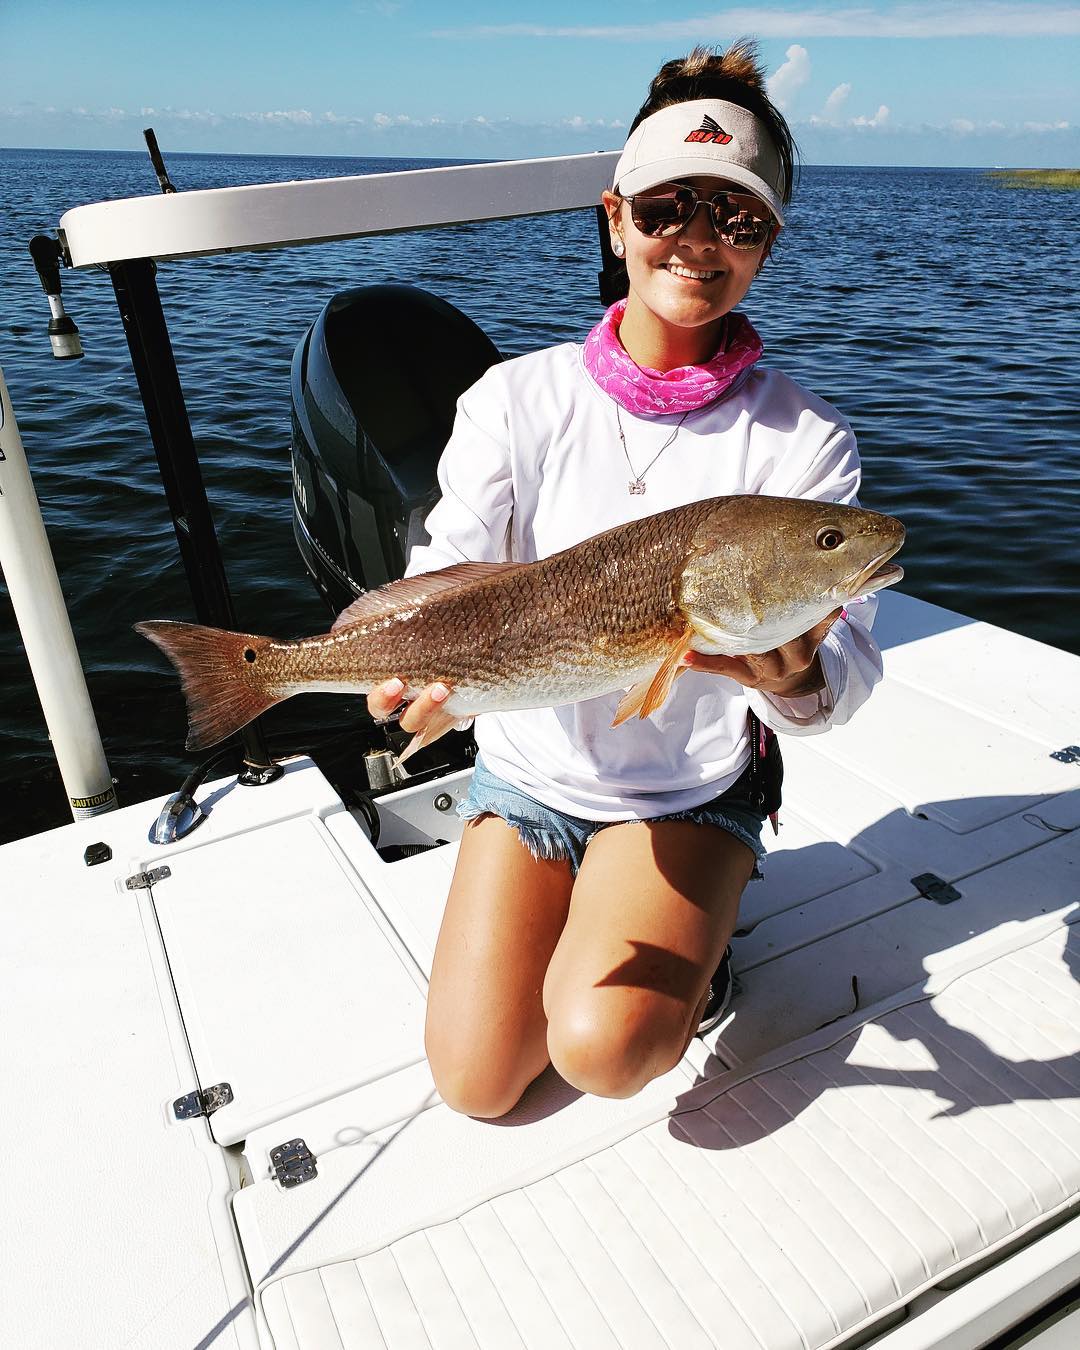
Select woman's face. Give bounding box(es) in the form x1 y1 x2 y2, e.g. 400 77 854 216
603 176 777 341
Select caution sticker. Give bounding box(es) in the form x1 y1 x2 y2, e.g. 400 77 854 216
71 787 118 817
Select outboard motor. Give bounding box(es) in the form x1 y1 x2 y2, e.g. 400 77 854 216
290 284 502 614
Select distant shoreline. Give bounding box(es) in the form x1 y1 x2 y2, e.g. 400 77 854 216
988 168 1080 189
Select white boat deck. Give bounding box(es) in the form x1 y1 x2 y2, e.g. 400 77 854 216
3 590 1080 1349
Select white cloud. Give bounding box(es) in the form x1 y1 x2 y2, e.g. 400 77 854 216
807 83 888 129
249 109 314 126
561 115 625 130
433 5 1080 40
820 83 851 123
852 105 891 128
4 102 1072 149
767 45 811 113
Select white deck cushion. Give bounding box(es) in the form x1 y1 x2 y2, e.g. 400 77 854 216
258 922 1080 1349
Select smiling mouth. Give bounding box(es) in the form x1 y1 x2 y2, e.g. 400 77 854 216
664 264 721 282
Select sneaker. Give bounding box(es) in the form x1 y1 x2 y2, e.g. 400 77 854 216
698 945 735 1035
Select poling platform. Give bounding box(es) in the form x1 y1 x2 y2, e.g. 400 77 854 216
3 589 1080 1349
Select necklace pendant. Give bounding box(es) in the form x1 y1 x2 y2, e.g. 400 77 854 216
628 479 646 495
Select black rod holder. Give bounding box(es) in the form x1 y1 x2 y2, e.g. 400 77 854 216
110 257 280 781
143 127 177 194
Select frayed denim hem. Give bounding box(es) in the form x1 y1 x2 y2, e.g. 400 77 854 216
457 763 767 881
457 799 589 874
627 808 767 876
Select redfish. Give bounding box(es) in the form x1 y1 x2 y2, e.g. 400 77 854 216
137 494 904 758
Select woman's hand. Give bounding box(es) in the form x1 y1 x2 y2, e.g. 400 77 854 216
681 609 843 697
366 678 453 734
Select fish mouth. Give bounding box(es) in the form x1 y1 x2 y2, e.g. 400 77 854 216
853 550 901 594
864 560 905 590
837 549 905 598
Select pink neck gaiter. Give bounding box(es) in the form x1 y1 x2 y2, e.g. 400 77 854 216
583 298 763 416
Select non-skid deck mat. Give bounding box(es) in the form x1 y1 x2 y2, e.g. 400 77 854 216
260 923 1080 1349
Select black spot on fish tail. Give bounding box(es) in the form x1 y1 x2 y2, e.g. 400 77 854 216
135 619 286 750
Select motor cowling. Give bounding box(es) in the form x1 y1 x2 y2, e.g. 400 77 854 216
290 283 502 614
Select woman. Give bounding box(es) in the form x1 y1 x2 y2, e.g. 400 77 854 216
368 43 884 1118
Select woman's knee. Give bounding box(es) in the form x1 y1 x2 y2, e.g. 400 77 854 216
425 1035 533 1118
425 1017 543 1119
546 996 689 1099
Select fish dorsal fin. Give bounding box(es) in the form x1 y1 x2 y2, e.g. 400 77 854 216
331 562 523 632
612 625 693 727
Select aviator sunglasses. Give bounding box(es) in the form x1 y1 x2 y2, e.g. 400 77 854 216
624 183 775 249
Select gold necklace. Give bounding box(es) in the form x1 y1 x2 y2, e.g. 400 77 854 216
615 407 692 495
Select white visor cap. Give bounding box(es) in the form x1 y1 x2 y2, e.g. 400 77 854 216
613 99 786 225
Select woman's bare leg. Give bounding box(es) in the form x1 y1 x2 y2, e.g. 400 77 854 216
425 814 575 1118
544 822 756 1099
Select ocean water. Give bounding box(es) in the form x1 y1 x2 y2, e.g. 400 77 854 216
1 148 1078 844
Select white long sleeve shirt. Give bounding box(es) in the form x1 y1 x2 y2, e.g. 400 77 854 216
406 342 883 820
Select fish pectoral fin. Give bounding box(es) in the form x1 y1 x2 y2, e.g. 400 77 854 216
395 707 470 766
611 628 693 727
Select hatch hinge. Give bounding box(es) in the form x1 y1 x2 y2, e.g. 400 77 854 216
912 872 962 905
271 1137 317 1189
125 864 172 890
1050 745 1080 764
173 1082 234 1120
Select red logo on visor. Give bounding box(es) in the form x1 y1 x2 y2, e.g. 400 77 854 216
685 114 733 145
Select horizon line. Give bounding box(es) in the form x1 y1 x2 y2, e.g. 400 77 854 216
0 145 1069 173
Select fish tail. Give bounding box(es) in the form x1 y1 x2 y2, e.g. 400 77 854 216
136 619 287 751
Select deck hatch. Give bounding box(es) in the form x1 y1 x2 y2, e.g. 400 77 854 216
145 812 427 1145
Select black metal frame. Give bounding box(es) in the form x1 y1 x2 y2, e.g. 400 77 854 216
110 256 280 783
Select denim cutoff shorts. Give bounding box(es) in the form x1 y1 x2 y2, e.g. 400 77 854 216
458 755 768 878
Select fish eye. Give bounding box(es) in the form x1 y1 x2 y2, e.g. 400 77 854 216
816 528 844 551
243 648 257 663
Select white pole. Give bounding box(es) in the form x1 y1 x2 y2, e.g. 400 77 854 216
0 366 117 821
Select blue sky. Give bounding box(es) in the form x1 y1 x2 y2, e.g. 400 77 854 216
2 1 1077 166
